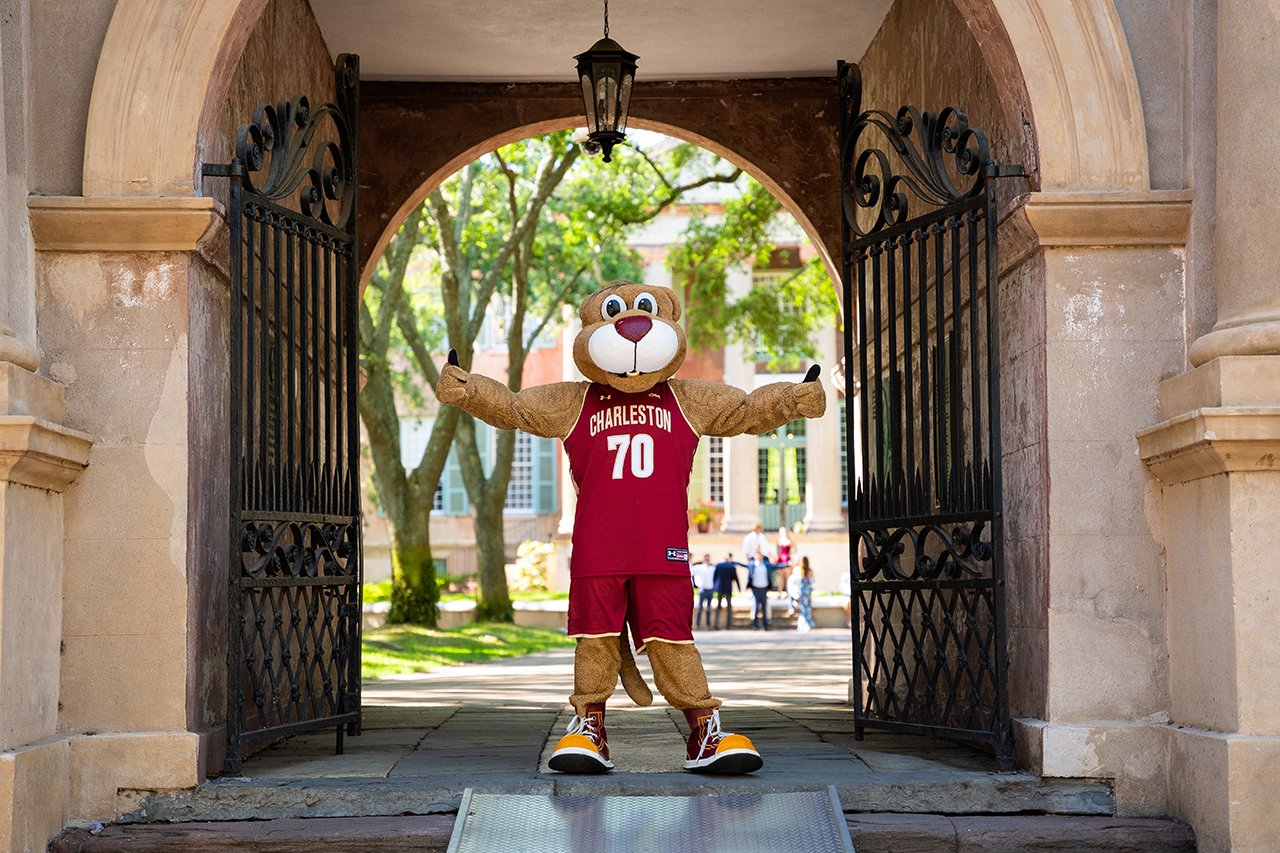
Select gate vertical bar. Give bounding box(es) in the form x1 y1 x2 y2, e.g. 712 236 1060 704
224 156 246 772
341 51 363 734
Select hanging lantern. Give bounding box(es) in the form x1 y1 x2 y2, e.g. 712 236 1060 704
574 0 637 163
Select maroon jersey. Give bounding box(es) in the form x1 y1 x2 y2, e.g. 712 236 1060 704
564 381 700 577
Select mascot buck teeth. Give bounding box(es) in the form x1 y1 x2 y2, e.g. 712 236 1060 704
436 281 825 774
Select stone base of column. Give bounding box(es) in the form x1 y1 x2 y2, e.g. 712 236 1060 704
801 511 846 533
1012 718 1170 818
0 731 199 851
1135 355 1280 852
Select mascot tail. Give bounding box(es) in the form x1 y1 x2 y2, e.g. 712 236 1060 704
618 625 653 706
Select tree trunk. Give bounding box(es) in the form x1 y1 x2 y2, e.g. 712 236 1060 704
387 507 439 627
472 488 513 622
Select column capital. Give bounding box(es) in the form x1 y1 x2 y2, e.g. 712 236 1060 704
1004 191 1192 266
28 196 222 252
0 416 92 492
1139 407 1280 485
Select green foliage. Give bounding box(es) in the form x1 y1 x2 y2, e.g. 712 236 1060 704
361 622 575 680
668 180 840 369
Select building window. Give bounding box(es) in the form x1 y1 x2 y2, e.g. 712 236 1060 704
505 430 535 512
708 436 725 505
757 419 807 529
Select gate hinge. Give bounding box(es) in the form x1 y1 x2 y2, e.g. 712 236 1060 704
202 161 244 178
987 164 1026 179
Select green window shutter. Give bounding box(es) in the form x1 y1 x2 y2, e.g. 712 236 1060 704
690 438 708 504
535 436 557 515
444 448 468 516
477 422 495 477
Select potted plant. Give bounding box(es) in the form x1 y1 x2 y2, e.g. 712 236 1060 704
690 500 714 533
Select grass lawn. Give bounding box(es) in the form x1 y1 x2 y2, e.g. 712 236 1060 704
362 579 568 606
362 622 574 680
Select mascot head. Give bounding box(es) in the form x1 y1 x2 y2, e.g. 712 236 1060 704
574 282 687 393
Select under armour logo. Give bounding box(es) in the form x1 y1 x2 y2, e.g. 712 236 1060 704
599 394 612 401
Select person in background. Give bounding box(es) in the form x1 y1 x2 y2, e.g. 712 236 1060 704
712 554 745 630
693 554 716 629
741 522 769 630
786 565 802 619
773 526 793 603
795 557 816 633
745 550 772 631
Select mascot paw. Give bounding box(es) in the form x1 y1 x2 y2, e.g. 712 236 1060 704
793 375 826 418
436 350 471 405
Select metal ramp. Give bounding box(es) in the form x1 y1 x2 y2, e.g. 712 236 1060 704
446 786 855 853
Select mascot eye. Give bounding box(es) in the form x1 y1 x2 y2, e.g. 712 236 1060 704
601 295 627 320
633 292 658 315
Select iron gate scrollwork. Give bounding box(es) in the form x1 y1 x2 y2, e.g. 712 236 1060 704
838 61 1020 765
203 54 363 771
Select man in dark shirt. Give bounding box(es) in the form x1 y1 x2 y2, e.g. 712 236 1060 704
712 554 746 630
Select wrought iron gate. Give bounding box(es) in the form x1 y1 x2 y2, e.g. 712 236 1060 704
204 54 363 771
838 62 1020 765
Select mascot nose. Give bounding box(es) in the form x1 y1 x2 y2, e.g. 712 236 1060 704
615 315 652 343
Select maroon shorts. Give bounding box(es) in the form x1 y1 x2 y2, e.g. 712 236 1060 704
566 574 696 653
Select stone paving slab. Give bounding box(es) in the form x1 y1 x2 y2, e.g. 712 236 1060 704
123 631 1117 823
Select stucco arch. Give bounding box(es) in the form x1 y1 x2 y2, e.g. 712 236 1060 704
356 112 839 294
84 0 1150 201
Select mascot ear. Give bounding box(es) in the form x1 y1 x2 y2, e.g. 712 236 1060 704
663 289 682 322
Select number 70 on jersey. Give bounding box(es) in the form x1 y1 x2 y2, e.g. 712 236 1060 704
607 433 655 479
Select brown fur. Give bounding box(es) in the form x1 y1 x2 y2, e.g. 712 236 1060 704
645 641 721 711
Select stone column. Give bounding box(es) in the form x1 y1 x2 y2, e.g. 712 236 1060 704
1188 0 1280 365
804 325 845 531
1133 5 1280 848
720 266 758 532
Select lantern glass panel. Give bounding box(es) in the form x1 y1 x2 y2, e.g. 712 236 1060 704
617 73 633 130
595 64 620 129
580 74 598 133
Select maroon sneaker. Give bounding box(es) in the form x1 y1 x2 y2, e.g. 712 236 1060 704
549 703 613 773
682 708 763 774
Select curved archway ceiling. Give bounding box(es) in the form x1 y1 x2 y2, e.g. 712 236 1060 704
309 0 894 81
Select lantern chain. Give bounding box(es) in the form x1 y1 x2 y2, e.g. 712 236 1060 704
604 0 609 37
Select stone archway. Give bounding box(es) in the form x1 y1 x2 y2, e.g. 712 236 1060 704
47 0 1204 838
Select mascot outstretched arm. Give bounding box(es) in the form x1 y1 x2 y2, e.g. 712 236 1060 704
437 282 824 774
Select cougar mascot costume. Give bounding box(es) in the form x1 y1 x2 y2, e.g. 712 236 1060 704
437 282 825 774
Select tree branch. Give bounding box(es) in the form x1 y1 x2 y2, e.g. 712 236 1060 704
620 146 743 225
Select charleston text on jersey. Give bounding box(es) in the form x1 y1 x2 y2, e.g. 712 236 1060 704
587 403 675 438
